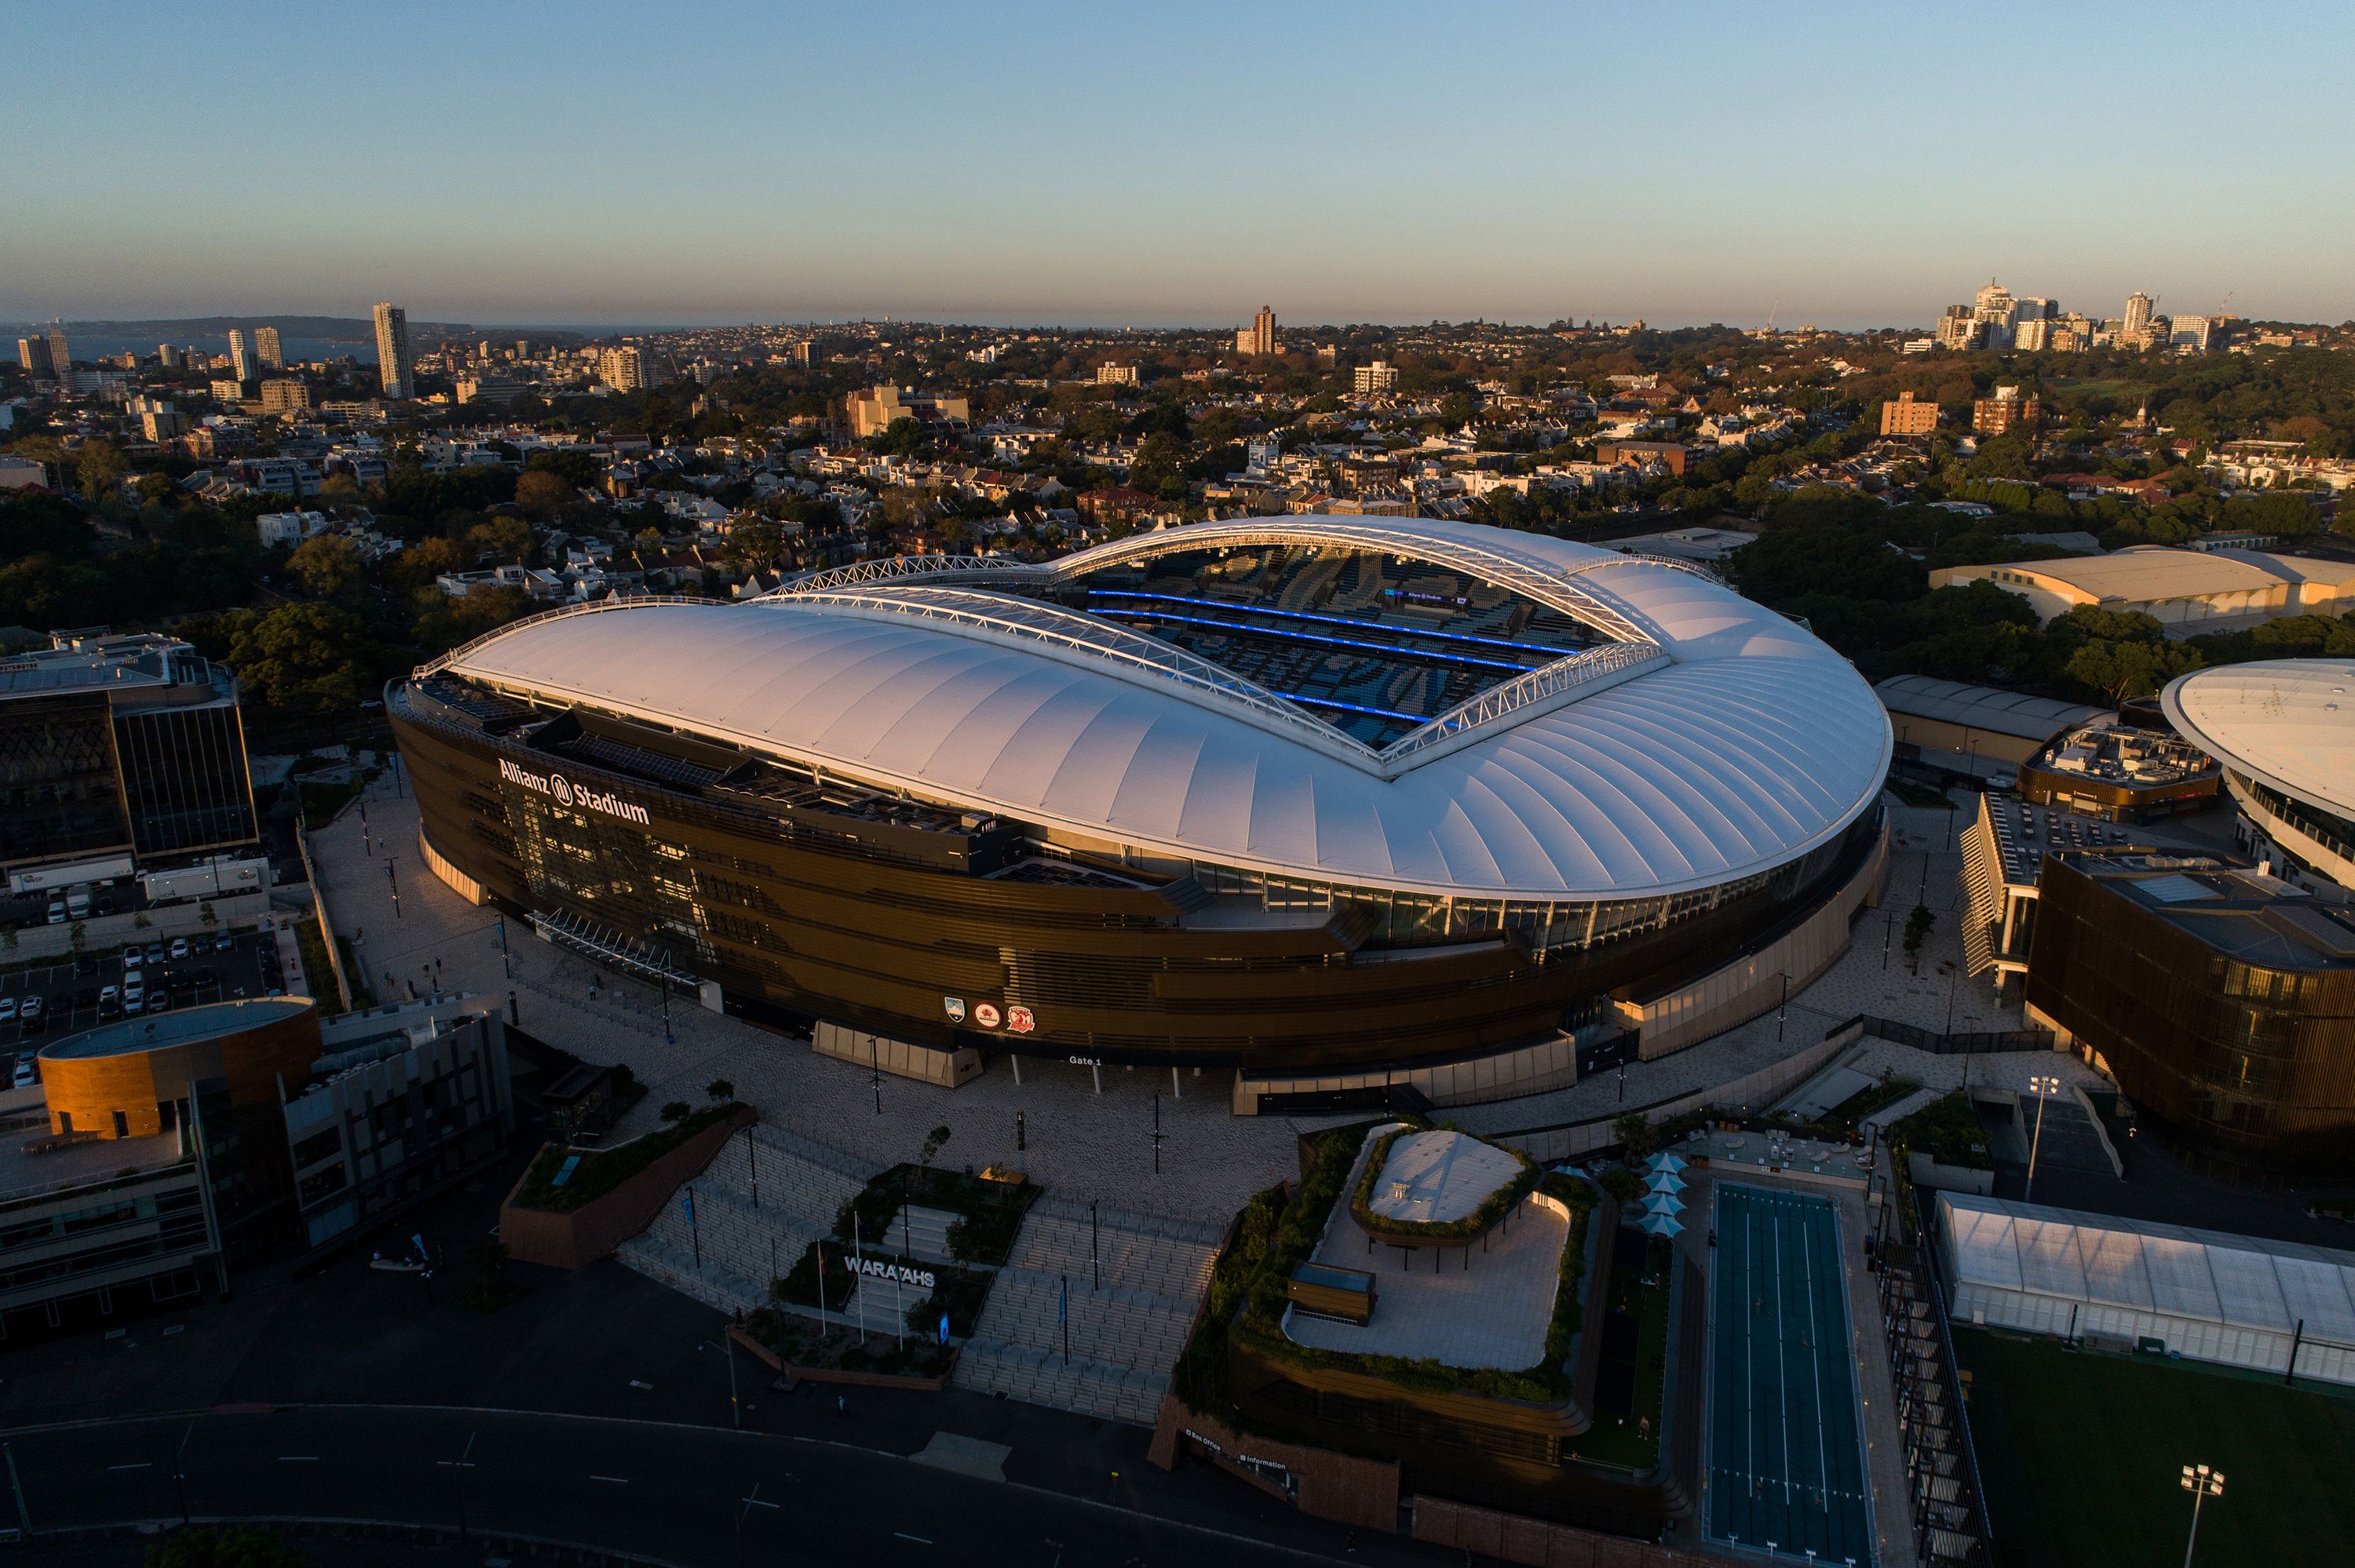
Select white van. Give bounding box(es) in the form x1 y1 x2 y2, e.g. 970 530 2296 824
67 887 91 919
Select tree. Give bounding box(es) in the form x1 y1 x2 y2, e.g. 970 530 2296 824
68 919 86 954
147 1525 309 1568
1127 430 1188 494
71 437 129 497
222 603 372 715
287 532 364 598
513 469 579 520
133 911 152 930
463 514 534 563
918 1124 951 1170
660 1099 691 1123
1904 904 1935 972
199 900 217 929
387 535 469 593
1613 1111 1657 1159
705 1078 735 1103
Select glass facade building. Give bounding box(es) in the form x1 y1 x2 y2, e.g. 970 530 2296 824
0 634 257 877
2027 851 2355 1183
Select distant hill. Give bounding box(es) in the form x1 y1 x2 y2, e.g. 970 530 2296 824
52 315 470 341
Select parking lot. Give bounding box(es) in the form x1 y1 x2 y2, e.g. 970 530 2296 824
0 928 285 1075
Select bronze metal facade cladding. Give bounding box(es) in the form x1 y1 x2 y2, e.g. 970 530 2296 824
2028 857 2355 1181
392 682 1879 1076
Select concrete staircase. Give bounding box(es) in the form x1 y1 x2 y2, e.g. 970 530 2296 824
886 1203 960 1265
616 1122 882 1313
952 1197 1225 1427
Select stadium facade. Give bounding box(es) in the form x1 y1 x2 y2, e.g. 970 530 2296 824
390 516 1892 1109
2163 658 2355 899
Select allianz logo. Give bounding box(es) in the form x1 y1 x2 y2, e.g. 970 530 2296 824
498 757 652 826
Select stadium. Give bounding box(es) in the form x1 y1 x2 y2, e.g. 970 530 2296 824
389 516 1892 1109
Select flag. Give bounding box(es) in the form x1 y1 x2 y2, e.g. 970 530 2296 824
681 1191 696 1225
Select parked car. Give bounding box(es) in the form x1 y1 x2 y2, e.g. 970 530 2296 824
98 984 119 1007
214 932 235 952
10 1057 35 1088
122 945 144 968
195 965 218 988
144 943 165 965
0 997 16 1023
147 992 170 1013
122 979 144 1006
20 997 43 1023
169 937 190 961
46 902 65 924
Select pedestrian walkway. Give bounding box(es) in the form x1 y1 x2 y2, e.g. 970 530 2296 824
952 1195 1225 1426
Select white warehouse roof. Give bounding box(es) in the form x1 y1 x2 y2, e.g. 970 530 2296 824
1938 1192 2355 1343
434 516 1891 902
2163 658 2355 820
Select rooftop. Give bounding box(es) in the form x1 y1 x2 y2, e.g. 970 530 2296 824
1365 1129 1523 1225
38 996 315 1062
2163 658 2355 820
2057 851 2355 968
1875 674 2110 742
0 632 225 701
1939 1191 2355 1340
2028 720 2218 791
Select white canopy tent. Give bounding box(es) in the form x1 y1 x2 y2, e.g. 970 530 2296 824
1937 1192 2355 1387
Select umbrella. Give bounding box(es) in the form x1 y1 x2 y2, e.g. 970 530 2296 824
1638 1211 1684 1238
1646 1169 1685 1194
1647 1152 1689 1175
1643 1191 1685 1216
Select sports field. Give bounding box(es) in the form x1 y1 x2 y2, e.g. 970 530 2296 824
1955 1328 2355 1567
1704 1183 1874 1564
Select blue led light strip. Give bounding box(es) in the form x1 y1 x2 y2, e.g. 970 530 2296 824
1093 604 1539 676
1276 691 1423 724
1084 589 1575 659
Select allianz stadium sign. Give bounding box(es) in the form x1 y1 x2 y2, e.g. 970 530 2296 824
499 757 652 826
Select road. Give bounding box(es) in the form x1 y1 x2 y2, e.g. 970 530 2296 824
7 1405 1352 1567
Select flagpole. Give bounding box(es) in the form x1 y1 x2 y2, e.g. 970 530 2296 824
816 1240 827 1336
853 1220 867 1346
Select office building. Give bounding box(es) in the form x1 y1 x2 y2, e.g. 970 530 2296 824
16 337 52 374
228 329 253 383
2012 319 2052 352
2165 659 2355 897
373 302 413 400
1971 385 2039 436
1354 360 1400 395
391 515 1892 1107
131 396 181 442
2027 850 2355 1183
1934 306 1983 352
259 378 312 415
1096 362 1140 387
1236 305 1276 356
2123 291 2156 344
597 345 647 392
254 326 283 371
1879 390 1941 436
46 327 70 372
844 385 970 439
0 631 260 882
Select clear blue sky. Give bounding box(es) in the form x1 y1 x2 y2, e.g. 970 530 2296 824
5 1 2351 330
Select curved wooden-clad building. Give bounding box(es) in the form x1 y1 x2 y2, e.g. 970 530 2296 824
39 997 321 1140
390 516 1892 1092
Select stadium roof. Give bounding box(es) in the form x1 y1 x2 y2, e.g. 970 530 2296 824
1874 674 2110 742
1938 1192 2355 1342
2163 658 2355 819
432 516 1890 902
1981 546 2290 603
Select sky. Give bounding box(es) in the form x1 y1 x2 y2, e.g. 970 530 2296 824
5 1 2352 332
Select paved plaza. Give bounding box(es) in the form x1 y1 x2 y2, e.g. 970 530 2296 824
312 780 2096 1228
1284 1122 1566 1369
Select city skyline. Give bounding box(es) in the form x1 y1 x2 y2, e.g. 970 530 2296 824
4 2 2351 330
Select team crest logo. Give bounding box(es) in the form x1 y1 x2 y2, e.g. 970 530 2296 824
943 997 966 1023
550 775 575 805
973 1002 1002 1029
1007 1006 1035 1034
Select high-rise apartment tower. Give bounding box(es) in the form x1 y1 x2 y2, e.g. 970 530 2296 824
373 303 413 399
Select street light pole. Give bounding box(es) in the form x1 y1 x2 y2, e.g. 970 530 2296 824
2179 1464 2224 1568
2025 1074 2059 1204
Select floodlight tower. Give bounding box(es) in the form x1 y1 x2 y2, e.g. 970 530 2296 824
2024 1074 2061 1203
2178 1463 2224 1567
